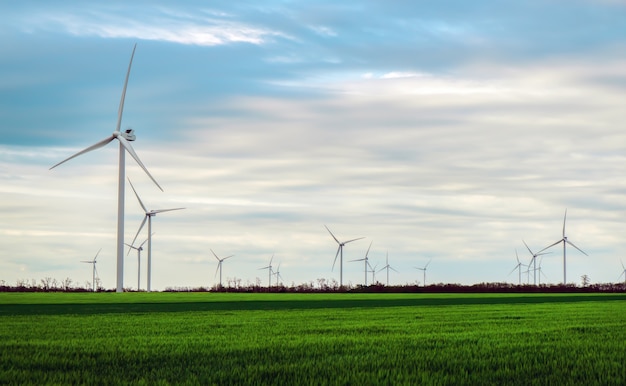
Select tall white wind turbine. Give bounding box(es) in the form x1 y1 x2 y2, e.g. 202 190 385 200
378 252 398 286
538 209 588 285
619 260 626 286
325 225 364 288
415 259 432 287
211 249 234 289
81 248 101 292
259 254 274 288
128 178 184 292
350 241 373 286
125 236 149 291
50 44 162 293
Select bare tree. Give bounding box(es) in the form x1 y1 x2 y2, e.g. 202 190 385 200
581 275 590 287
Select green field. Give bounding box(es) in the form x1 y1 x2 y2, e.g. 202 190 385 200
1 293 625 385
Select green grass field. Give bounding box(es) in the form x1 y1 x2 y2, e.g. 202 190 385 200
1 293 625 385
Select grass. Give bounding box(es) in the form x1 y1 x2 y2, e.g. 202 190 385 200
1 293 625 385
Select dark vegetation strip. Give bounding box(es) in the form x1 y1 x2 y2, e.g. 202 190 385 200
1 294 625 316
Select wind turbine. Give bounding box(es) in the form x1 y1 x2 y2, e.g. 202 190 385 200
128 178 184 292
378 252 398 286
619 260 626 286
415 259 432 287
211 249 233 289
350 241 373 286
536 256 548 285
274 263 283 287
50 44 162 293
259 254 274 288
538 209 588 285
508 250 525 286
369 262 378 284
325 225 364 288
81 248 101 292
522 240 551 285
125 235 149 291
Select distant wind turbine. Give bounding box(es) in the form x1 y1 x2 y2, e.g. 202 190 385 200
508 250 526 286
536 256 548 285
370 262 378 284
50 44 162 293
522 240 550 286
211 249 233 288
81 248 101 292
538 209 588 285
128 178 184 292
259 254 274 288
415 259 432 287
325 225 364 288
125 235 149 291
378 252 398 286
350 241 373 286
619 260 626 286
274 263 283 287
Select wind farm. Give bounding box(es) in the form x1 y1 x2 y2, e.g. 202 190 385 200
1 3 625 384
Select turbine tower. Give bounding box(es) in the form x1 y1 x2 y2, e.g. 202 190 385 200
211 249 233 288
619 260 626 286
415 259 432 287
350 241 373 286
325 225 364 288
378 252 398 286
522 240 550 285
50 44 162 293
128 178 184 292
125 236 149 291
538 209 588 285
81 248 101 292
259 254 274 288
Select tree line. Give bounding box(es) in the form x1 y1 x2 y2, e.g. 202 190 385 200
2 277 623 293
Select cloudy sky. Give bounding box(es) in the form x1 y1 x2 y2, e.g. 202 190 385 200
1 1 625 290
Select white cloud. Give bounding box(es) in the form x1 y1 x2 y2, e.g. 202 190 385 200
24 7 284 46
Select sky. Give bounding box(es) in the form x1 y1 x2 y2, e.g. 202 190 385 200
1 1 625 290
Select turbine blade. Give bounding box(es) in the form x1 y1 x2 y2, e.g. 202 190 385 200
210 249 220 261
117 135 163 192
344 237 365 244
139 236 151 248
425 259 432 269
324 225 340 244
50 135 115 170
538 240 562 254
214 263 220 279
127 178 148 213
390 266 399 273
365 241 372 258
566 240 588 256
115 44 137 133
152 208 185 214
93 248 102 262
131 215 148 247
562 209 568 238
332 246 340 271
522 240 534 257
223 255 234 260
